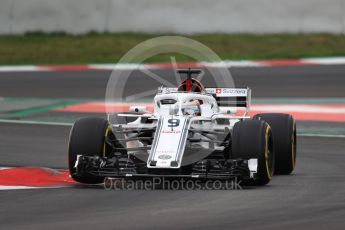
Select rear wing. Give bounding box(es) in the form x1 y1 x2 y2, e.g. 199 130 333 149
205 87 251 110
157 86 251 115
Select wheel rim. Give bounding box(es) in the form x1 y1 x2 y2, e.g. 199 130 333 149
103 126 112 157
291 121 297 170
265 126 274 180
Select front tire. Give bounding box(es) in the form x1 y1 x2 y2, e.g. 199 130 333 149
232 120 274 186
68 117 110 184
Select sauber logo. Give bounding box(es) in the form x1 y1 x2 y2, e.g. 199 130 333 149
216 88 222 94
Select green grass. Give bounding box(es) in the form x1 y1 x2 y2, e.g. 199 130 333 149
0 33 345 65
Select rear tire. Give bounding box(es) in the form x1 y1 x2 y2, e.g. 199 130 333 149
232 120 274 186
68 117 110 184
253 113 296 175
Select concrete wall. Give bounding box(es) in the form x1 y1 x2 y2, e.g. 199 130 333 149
1 0 345 34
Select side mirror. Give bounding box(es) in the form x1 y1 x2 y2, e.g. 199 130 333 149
129 105 147 113
219 107 237 114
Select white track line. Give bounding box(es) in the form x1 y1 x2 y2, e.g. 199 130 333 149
0 66 42 72
201 61 264 68
252 104 345 114
0 186 42 190
298 133 345 138
0 185 72 190
0 119 72 126
1 57 345 72
302 57 345 65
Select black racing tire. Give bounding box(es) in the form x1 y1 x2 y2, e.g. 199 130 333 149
253 113 296 175
232 120 274 186
68 117 110 184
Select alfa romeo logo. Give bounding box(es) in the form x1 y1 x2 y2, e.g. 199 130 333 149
158 154 172 160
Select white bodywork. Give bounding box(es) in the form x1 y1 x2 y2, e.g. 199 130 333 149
110 87 251 169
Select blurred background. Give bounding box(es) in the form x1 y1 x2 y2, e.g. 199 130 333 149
0 0 345 64
2 0 345 34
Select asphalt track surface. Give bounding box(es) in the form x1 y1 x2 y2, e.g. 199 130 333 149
1 64 345 99
1 65 345 229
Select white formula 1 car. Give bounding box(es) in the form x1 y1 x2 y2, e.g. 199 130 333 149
68 69 296 186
